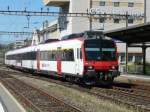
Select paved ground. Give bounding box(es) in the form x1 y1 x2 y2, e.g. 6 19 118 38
0 100 5 112
0 83 26 112
122 74 150 80
115 73 150 85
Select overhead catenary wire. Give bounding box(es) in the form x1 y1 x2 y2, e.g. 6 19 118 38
0 31 34 35
0 9 144 19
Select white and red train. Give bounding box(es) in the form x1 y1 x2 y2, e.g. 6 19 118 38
5 31 120 84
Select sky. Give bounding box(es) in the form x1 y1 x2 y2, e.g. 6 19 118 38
0 0 58 44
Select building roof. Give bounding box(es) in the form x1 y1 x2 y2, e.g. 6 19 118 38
104 22 150 44
43 0 69 7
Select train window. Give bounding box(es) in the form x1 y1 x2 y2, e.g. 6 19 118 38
67 49 74 61
101 48 116 61
27 52 30 60
40 51 50 60
51 51 56 61
61 50 66 61
40 51 44 60
77 48 82 59
32 52 35 60
77 49 79 59
41 50 57 61
23 53 26 60
30 52 36 60
60 49 74 61
6 55 9 60
80 48 82 59
44 52 47 60
48 51 51 61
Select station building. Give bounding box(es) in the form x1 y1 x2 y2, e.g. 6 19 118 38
146 0 150 22
43 0 144 36
41 0 147 73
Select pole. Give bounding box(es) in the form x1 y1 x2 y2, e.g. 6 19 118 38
144 0 146 23
89 0 92 31
125 12 128 73
143 0 146 74
142 44 146 74
26 15 30 28
126 12 128 28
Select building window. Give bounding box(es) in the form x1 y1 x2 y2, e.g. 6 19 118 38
121 55 125 63
128 2 134 7
128 19 134 24
135 56 143 63
128 55 133 62
114 2 120 7
99 17 105 23
100 1 106 6
114 19 120 23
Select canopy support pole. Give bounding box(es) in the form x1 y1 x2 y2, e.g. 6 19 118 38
126 43 128 73
142 44 147 74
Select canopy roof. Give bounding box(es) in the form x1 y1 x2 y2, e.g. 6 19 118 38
104 22 150 44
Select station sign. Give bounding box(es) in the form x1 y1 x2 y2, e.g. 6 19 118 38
88 7 144 20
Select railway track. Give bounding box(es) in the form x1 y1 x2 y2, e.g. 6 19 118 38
1 67 150 112
0 71 83 112
92 87 150 111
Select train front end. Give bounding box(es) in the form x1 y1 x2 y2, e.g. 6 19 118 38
83 38 120 84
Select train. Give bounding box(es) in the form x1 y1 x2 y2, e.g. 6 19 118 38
5 31 120 85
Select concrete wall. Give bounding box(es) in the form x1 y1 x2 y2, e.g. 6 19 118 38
60 0 90 37
60 0 144 36
90 0 144 31
146 0 150 22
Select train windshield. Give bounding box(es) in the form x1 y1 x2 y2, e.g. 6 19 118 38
84 39 117 61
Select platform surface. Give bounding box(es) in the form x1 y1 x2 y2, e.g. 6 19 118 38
0 83 26 112
0 101 5 112
115 73 150 85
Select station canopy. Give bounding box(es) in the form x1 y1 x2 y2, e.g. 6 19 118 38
104 22 150 44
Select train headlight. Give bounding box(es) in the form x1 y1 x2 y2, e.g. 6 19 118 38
111 66 115 69
88 66 94 70
111 65 118 70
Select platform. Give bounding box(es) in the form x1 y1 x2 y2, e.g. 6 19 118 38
115 73 150 85
0 99 5 112
0 83 26 112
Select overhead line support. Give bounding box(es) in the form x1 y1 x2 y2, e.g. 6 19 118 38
0 10 143 19
0 31 34 35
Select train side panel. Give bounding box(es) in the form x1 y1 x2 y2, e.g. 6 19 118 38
37 39 84 77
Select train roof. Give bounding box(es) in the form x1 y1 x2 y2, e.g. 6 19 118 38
6 31 113 55
6 38 84 55
61 31 104 40
36 38 83 51
6 45 36 55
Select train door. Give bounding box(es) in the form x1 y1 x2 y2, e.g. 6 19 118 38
57 47 62 76
36 49 40 72
76 48 83 75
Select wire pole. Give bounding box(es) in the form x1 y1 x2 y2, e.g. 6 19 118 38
125 11 128 73
89 0 92 31
144 0 146 23
0 31 33 35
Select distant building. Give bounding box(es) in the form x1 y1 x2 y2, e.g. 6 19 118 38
13 40 25 49
24 39 32 46
31 20 60 45
43 0 144 37
40 20 60 41
13 39 32 49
